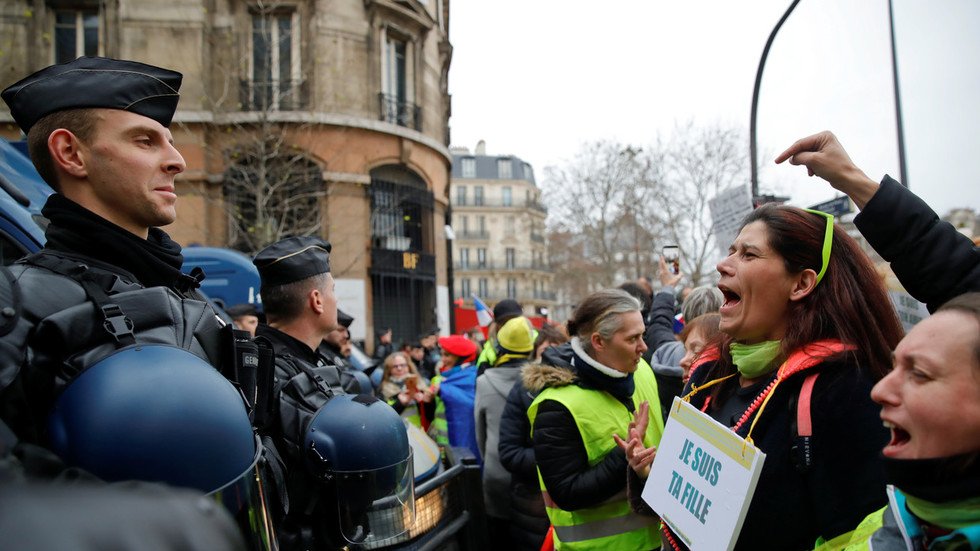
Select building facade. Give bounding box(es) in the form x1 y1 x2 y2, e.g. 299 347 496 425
450 142 555 320
0 0 454 348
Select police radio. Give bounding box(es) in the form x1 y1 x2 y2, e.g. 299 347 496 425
220 325 275 428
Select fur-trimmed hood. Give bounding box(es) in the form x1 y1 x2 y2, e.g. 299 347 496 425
521 342 577 393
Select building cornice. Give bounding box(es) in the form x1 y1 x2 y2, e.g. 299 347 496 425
171 110 451 163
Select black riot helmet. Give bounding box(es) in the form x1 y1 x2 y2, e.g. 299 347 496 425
304 393 415 546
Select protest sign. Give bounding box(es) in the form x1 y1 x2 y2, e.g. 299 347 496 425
642 398 765 551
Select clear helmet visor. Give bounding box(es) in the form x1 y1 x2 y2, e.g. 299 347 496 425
208 436 279 551
332 450 415 545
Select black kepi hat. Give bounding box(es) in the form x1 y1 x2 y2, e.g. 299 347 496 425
253 236 332 288
1 56 182 134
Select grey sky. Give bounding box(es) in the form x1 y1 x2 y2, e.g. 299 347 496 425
448 0 980 217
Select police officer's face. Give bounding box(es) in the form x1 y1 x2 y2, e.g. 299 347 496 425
71 109 186 237
319 274 338 332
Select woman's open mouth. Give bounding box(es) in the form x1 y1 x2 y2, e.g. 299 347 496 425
718 286 741 311
882 420 911 457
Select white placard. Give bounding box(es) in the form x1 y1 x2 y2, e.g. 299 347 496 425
709 184 755 256
642 398 765 551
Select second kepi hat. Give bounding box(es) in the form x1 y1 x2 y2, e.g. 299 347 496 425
253 236 332 288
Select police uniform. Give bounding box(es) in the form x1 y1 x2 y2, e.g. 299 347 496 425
317 308 368 394
254 237 415 550
0 57 275 550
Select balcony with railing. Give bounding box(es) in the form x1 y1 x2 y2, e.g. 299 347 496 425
455 230 490 241
239 79 308 111
454 261 552 273
379 93 421 131
452 197 547 213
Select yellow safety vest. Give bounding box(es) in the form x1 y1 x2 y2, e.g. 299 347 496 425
528 359 664 551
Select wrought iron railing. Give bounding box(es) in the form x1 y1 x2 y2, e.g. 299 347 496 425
239 79 308 111
379 93 421 131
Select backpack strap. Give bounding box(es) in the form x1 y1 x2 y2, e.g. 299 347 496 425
791 372 820 472
21 252 136 346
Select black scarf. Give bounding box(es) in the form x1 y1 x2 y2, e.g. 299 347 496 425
41 194 186 290
884 452 980 503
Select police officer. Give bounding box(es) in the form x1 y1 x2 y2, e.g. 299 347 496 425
253 236 414 549
0 57 275 549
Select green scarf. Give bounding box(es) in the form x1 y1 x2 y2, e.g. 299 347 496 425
906 493 980 530
730 340 781 379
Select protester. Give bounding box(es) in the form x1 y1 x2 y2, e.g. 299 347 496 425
532 322 569 360
620 203 904 550
373 327 395 360
496 321 567 550
476 299 525 373
677 313 721 385
423 334 480 460
526 289 664 550
378 351 428 428
775 130 979 310
474 316 536 547
836 293 980 549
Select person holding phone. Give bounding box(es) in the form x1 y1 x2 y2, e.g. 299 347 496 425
378 351 428 428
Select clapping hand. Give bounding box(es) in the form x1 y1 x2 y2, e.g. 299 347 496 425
614 401 658 478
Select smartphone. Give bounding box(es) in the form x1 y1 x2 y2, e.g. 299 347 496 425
662 245 680 274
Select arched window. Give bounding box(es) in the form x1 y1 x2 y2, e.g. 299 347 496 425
368 165 433 254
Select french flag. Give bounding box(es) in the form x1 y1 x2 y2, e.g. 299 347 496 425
472 294 494 327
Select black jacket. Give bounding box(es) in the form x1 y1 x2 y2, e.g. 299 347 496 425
642 288 678 363
682 356 888 551
856 176 980 311
498 373 549 551
527 342 630 512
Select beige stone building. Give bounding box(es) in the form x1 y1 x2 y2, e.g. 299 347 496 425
0 0 454 348
449 142 555 319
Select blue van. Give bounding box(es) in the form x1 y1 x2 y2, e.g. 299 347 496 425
0 137 51 262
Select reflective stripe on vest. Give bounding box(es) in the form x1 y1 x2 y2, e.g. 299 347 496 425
528 359 664 550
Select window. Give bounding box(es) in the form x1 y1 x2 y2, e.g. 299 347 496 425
460 215 469 234
249 11 302 110
380 30 418 129
55 10 100 63
478 216 486 234
459 248 469 268
477 248 487 268
523 163 533 181
497 159 512 179
507 278 517 299
478 278 488 298
505 248 515 269
461 158 476 178
456 185 467 205
502 186 512 207
505 215 515 237
474 186 484 206
460 278 471 297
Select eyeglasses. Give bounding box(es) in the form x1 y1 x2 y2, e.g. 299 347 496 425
392 363 408 368
803 208 834 286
